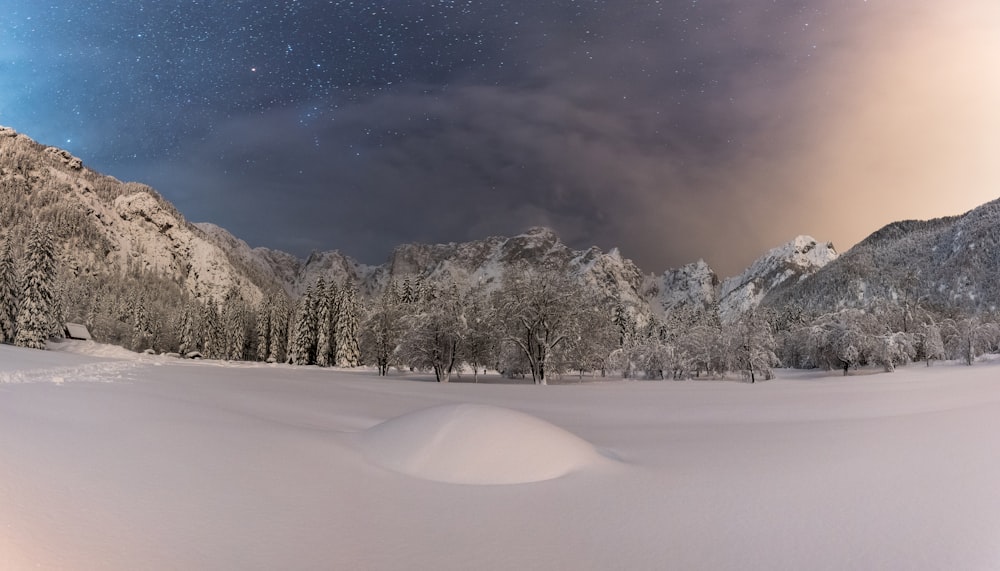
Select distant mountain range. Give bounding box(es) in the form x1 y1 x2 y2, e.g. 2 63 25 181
2 124 997 320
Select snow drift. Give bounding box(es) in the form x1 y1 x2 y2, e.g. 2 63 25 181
358 403 613 484
5 342 1000 570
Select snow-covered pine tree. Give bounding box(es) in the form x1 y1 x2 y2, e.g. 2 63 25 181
401 277 414 304
202 299 222 359
335 283 361 367
413 276 429 304
0 235 18 343
314 278 333 367
130 293 153 352
613 301 634 348
284 306 298 364
290 284 318 365
268 295 290 363
256 294 273 362
326 280 341 360
178 301 201 356
14 224 57 349
222 289 250 361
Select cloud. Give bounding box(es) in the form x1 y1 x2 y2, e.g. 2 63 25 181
737 0 1000 264
121 0 1000 278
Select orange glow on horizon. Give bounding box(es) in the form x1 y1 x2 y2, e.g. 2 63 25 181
778 0 1000 252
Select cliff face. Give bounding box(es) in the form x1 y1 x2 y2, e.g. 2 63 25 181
642 237 837 320
719 236 838 317
0 126 266 304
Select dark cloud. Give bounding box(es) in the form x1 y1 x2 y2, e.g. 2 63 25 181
6 0 998 277
111 0 818 273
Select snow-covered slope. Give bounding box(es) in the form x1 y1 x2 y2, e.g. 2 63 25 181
719 235 837 317
648 259 720 313
766 198 1000 312
194 222 377 296
644 237 836 319
0 126 265 304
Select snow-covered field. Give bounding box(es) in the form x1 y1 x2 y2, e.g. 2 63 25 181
3 342 1000 570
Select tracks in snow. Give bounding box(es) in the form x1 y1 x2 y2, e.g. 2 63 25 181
0 360 146 385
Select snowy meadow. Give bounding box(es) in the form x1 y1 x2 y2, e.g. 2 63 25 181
3 342 1000 570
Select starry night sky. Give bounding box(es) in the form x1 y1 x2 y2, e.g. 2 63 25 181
2 1 999 276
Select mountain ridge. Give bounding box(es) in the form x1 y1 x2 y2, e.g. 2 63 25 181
5 124 997 326
764 197 1000 313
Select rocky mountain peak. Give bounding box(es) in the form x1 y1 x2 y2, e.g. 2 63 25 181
649 259 720 313
718 235 837 317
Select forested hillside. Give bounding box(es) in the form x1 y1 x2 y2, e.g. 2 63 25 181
766 199 1000 313
3 125 999 379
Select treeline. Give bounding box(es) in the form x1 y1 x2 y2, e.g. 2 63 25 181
612 299 1000 382
6 237 1000 383
771 301 1000 373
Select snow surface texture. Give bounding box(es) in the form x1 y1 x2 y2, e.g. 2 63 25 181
358 403 614 484
3 342 1000 570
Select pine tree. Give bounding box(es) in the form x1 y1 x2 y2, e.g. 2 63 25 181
327 281 341 360
269 296 290 363
202 299 222 359
314 279 333 367
222 289 249 361
335 284 361 367
290 284 318 365
178 301 201 356
14 225 57 349
256 294 273 362
401 277 414 304
0 236 18 343
130 293 153 352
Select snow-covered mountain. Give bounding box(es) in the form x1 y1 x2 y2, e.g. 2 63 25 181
641 237 837 320
647 260 720 313
6 125 997 325
198 225 650 319
282 226 649 316
0 125 839 323
765 198 1000 313
719 236 837 316
194 222 376 296
0 126 267 304
366 227 646 300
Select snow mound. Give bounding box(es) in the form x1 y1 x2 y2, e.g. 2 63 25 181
359 404 611 485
